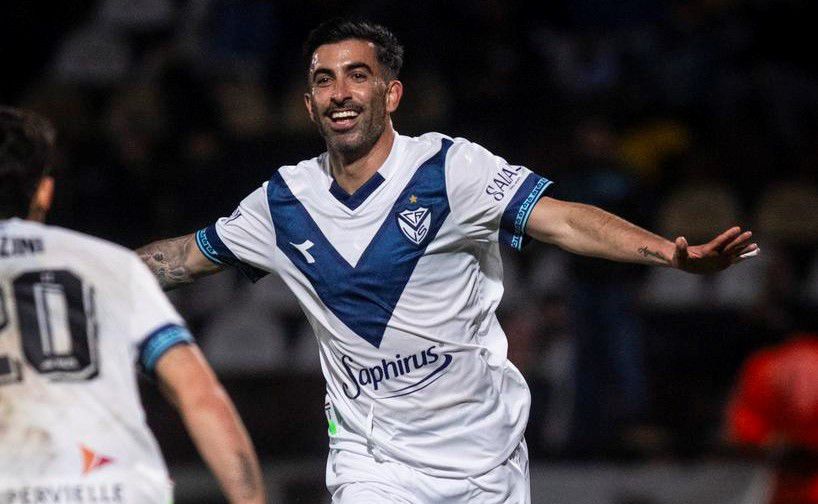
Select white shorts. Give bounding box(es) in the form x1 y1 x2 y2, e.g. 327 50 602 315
327 439 530 504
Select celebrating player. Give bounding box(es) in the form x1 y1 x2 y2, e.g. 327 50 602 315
137 19 759 503
0 107 265 502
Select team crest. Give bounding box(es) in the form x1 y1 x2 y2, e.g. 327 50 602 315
397 207 431 245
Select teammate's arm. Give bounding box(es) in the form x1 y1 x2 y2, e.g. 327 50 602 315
137 233 223 290
525 196 759 274
155 344 266 503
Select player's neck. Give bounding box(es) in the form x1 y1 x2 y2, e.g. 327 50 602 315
329 126 395 195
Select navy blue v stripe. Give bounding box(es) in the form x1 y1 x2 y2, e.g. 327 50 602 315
268 139 453 348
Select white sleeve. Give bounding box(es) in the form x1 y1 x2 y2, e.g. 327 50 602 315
195 184 276 281
127 254 193 374
446 139 554 250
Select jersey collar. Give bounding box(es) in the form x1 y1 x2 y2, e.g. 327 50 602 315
325 133 406 211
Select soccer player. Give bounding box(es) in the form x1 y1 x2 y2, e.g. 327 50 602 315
0 106 265 502
137 19 759 503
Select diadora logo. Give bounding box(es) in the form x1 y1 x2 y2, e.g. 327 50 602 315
341 345 453 399
80 444 114 475
396 207 431 245
290 239 316 264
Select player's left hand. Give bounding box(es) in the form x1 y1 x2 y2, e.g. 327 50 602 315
672 226 759 274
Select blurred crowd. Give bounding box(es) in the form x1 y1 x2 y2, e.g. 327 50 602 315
3 0 818 463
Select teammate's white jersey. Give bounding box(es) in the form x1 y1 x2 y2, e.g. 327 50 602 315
0 219 193 499
197 132 553 477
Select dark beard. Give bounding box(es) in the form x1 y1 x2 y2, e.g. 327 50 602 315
315 95 387 163
328 120 383 163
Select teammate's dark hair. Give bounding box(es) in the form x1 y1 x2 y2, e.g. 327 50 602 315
304 18 404 80
0 107 56 219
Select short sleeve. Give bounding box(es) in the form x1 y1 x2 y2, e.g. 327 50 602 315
446 139 554 250
195 184 275 282
127 255 194 375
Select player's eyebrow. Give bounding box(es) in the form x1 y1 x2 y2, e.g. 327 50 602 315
311 62 375 83
311 67 334 81
344 62 374 74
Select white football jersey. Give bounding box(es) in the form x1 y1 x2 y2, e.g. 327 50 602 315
0 219 192 497
197 132 553 477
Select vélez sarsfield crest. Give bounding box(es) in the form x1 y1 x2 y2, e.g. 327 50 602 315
396 207 431 245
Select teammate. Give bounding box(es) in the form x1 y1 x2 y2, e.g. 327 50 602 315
137 19 759 503
0 106 265 502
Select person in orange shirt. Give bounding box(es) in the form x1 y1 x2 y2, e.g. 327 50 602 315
728 332 818 504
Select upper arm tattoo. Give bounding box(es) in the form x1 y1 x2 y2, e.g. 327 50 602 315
137 235 200 290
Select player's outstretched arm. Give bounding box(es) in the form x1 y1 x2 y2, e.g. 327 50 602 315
137 233 224 290
525 197 759 274
156 345 266 503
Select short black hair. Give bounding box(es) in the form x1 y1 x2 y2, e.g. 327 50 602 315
304 18 404 80
0 107 56 219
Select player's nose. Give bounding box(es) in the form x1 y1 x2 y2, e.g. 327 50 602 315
330 79 351 103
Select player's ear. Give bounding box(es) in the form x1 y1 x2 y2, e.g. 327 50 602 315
304 93 317 123
385 80 403 114
28 175 54 222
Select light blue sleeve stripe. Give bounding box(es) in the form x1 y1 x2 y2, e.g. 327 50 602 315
510 179 553 250
195 226 268 282
195 228 225 265
140 324 194 374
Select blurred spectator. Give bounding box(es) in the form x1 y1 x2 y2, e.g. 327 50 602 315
52 24 130 85
98 0 174 32
619 119 690 187
530 28 621 98
204 0 281 79
554 117 649 456
727 331 818 504
751 168 818 333
642 148 743 310
755 180 818 247
214 79 275 139
201 273 312 374
656 156 742 245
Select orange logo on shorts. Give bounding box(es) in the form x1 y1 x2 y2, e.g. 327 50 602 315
80 444 114 475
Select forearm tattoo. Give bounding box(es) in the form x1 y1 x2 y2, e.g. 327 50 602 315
238 452 261 499
638 246 668 263
136 236 196 290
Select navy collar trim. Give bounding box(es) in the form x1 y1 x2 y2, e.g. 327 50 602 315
329 172 386 210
